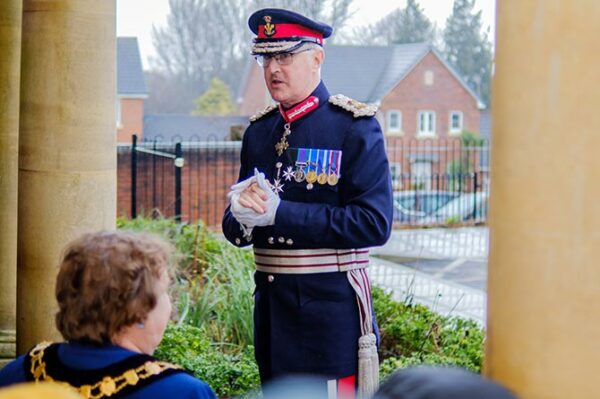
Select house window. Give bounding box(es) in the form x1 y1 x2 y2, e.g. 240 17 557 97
449 111 463 134
387 110 402 134
116 99 122 128
390 162 402 190
411 161 432 190
417 111 436 137
424 70 434 86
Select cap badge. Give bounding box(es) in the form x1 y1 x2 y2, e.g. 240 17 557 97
263 16 276 37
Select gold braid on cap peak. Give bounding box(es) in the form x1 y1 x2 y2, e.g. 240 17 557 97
249 104 278 122
252 40 304 54
329 94 378 118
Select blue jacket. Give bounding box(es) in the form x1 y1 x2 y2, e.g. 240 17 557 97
0 342 216 399
223 81 393 249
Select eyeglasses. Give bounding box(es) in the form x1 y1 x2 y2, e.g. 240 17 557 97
254 48 313 68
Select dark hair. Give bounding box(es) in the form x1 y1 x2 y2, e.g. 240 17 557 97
375 367 518 399
55 230 172 344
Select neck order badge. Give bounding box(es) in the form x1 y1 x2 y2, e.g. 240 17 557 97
275 96 319 156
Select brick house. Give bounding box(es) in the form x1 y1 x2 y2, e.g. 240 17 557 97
117 37 148 144
238 43 486 190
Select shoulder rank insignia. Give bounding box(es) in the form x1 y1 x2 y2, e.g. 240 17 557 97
329 94 378 118
249 104 278 122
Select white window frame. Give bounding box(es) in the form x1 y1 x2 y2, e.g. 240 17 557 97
417 110 436 137
449 111 463 135
387 110 402 134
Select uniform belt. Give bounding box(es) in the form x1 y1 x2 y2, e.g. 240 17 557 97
253 248 369 274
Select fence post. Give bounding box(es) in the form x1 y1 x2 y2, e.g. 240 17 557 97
131 134 137 219
174 142 183 222
152 140 157 209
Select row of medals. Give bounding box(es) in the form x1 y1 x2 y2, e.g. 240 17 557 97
292 162 338 190
275 128 339 190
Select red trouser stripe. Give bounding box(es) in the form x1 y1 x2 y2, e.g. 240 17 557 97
338 375 356 399
328 375 356 399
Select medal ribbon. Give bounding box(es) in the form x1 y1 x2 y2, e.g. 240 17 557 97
298 148 307 165
308 148 315 173
316 149 322 172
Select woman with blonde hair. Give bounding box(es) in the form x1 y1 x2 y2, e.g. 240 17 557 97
0 230 216 399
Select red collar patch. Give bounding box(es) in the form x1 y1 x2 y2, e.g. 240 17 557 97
279 96 320 123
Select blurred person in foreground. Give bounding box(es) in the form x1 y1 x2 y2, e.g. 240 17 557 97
0 230 216 399
222 7 393 398
374 366 518 399
0 381 83 399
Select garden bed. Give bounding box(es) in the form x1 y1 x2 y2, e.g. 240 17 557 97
119 217 484 397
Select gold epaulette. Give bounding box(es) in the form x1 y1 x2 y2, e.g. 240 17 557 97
249 104 278 122
329 94 378 118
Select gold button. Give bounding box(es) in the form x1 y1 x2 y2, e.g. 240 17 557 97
268 275 275 282
268 237 275 244
235 238 241 245
278 236 285 243
286 238 293 245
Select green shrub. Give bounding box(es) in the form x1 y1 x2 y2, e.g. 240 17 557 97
155 323 260 398
460 130 485 147
444 215 462 225
373 287 484 379
380 353 475 377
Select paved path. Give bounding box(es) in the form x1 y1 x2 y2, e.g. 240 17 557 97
375 227 488 260
370 227 489 324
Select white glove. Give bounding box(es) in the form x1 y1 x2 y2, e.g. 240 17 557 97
253 170 280 226
230 169 280 227
228 175 257 197
230 190 259 224
229 175 256 234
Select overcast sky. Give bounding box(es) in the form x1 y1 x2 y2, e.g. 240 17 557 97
117 0 496 69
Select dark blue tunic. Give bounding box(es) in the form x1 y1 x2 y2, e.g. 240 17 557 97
222 81 393 382
0 342 216 399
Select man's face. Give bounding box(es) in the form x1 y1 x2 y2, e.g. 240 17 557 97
263 47 322 108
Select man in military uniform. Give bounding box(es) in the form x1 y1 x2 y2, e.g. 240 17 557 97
222 8 393 398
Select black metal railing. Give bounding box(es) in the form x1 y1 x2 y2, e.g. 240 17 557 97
118 136 490 229
126 135 184 220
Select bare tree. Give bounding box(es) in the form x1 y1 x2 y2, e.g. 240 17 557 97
150 0 249 113
149 0 356 114
347 0 436 45
144 70 196 114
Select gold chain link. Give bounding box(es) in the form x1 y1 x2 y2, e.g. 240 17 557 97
29 342 180 399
